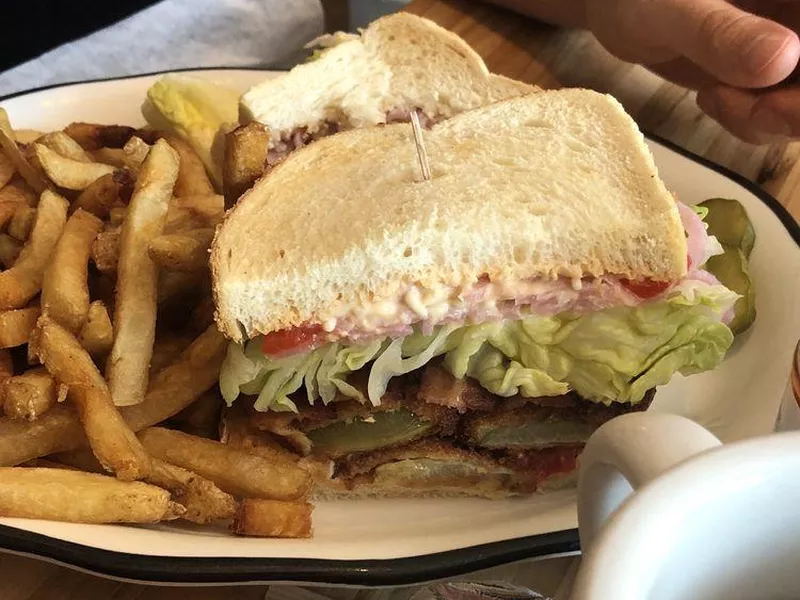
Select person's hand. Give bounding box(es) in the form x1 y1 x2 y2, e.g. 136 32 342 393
584 0 800 143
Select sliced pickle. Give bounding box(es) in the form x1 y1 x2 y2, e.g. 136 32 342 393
697 198 756 258
705 245 756 335
470 419 595 449
307 409 433 458
372 458 512 492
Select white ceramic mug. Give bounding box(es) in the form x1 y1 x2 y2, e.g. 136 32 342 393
570 412 800 600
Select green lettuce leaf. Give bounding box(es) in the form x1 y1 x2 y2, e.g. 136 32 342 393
142 74 239 187
218 284 736 411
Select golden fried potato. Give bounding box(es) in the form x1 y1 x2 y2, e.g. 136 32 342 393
0 109 48 193
33 144 115 191
164 194 224 233
63 122 135 151
91 147 127 168
0 305 40 348
162 134 214 197
147 459 237 524
0 190 67 309
220 405 300 466
139 427 310 501
148 228 213 272
0 178 37 207
91 227 120 275
169 389 222 439
78 300 114 358
231 499 313 538
0 324 226 466
0 234 21 268
223 122 269 209
0 150 15 189
31 316 152 481
41 209 103 332
107 139 178 407
122 136 150 176
39 131 93 162
72 169 134 219
2 367 66 421
7 205 35 242
0 467 184 523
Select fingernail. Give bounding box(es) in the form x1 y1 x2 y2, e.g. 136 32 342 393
751 107 792 136
745 32 791 79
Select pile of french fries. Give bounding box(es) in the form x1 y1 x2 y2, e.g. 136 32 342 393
0 108 312 538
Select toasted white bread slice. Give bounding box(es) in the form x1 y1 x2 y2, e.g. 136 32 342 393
212 89 687 342
239 13 540 144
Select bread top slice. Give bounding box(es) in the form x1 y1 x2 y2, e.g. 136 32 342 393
239 13 540 143
212 89 687 342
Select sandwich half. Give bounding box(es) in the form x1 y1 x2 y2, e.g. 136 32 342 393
223 13 539 205
212 89 737 498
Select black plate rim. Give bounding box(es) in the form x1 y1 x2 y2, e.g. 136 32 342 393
0 70 797 586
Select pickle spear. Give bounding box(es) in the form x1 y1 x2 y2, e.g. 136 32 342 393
704 245 756 335
697 198 756 258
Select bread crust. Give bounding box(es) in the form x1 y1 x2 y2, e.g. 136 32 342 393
212 90 687 341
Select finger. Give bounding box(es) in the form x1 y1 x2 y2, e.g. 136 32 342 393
645 0 798 88
751 85 800 134
648 57 720 90
697 85 797 144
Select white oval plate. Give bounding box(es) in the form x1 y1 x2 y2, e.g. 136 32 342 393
1 70 798 587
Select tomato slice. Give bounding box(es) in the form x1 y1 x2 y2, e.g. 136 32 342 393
261 324 324 357
619 278 672 299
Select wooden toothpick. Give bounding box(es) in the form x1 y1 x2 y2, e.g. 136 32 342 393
409 111 432 182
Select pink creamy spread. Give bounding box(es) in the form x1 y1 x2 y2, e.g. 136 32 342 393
316 202 722 343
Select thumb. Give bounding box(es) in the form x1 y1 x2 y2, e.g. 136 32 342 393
658 0 800 88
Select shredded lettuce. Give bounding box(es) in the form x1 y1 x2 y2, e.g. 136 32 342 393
691 204 710 221
219 283 737 412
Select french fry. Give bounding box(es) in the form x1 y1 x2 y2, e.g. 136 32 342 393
163 135 215 197
0 150 15 189
31 316 152 480
0 234 21 268
39 131 93 162
2 368 66 421
231 499 313 538
48 447 104 472
107 139 178 407
63 123 135 151
0 305 40 348
149 332 193 376
165 194 224 233
13 130 43 145
0 109 48 193
223 122 269 209
41 209 103 332
148 229 213 272
0 190 68 309
109 206 127 226
0 467 184 523
91 227 120 275
170 389 222 439
158 271 209 306
0 178 37 207
220 405 300 465
147 459 237 524
138 427 310 501
0 201 19 231
0 404 87 465
78 300 114 358
33 144 115 191
122 325 228 430
122 136 150 176
72 169 134 219
91 147 127 168
0 324 227 466
7 205 35 241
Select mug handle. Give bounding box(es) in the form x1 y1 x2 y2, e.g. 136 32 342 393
577 412 722 551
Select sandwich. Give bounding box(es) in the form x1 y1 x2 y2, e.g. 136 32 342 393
223 13 540 205
210 89 738 498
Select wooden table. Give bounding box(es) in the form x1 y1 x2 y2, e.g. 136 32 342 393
2 0 798 598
